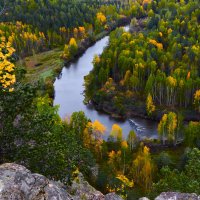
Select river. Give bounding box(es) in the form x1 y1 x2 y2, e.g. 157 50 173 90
53 26 158 139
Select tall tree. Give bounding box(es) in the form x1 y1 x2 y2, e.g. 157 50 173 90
132 144 154 192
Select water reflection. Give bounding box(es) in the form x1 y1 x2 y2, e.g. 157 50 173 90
54 26 158 139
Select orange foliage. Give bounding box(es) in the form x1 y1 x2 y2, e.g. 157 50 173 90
187 71 190 80
96 12 106 25
149 39 163 50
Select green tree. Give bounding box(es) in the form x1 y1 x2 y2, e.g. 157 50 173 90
152 148 200 196
127 130 137 151
185 122 200 148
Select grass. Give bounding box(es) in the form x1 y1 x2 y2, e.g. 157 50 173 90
16 48 63 83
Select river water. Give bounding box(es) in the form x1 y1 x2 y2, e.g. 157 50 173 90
54 26 158 139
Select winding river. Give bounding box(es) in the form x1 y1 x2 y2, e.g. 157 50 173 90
54 26 158 139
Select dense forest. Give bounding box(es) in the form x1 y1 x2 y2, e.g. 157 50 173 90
0 0 131 56
85 0 200 120
0 0 200 199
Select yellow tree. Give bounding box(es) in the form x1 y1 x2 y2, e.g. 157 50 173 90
87 120 106 159
158 112 178 145
158 114 167 144
0 36 16 91
69 37 78 55
108 150 122 173
121 140 128 174
146 93 155 115
167 112 177 145
96 12 106 25
116 174 134 196
110 124 123 142
149 39 163 50
62 37 78 59
132 145 153 192
116 174 134 188
95 12 107 32
78 26 86 39
92 54 100 66
194 89 200 112
62 44 70 59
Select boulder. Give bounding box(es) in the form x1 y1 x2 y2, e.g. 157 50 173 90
69 172 104 200
0 163 199 200
105 192 123 200
0 163 72 200
0 163 123 200
155 192 200 200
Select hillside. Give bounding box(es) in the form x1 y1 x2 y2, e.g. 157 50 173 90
0 0 199 199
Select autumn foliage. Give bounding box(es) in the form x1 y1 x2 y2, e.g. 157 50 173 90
0 36 16 91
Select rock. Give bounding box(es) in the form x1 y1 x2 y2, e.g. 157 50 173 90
68 172 123 200
69 172 104 200
0 163 123 200
105 192 123 200
0 163 73 200
155 192 200 200
90 164 99 180
0 163 199 200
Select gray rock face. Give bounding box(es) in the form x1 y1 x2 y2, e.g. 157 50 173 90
69 172 104 200
155 192 200 200
0 163 122 200
68 172 123 200
105 192 123 200
0 163 198 200
0 163 72 200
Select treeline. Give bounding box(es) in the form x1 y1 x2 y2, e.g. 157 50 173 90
1 0 132 34
0 22 47 57
84 0 200 115
0 0 134 57
0 21 94 57
2 0 98 32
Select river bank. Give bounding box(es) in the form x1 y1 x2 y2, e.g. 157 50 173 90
17 16 131 84
17 16 131 97
63 16 131 65
53 23 159 139
92 98 200 122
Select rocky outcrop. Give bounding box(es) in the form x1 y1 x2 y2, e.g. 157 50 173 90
0 163 123 200
0 163 199 200
0 163 72 200
69 172 104 200
140 192 200 200
155 192 200 200
105 193 124 200
139 198 150 200
68 172 123 200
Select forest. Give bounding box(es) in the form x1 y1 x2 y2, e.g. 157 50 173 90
0 0 200 199
0 0 131 56
85 0 200 120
